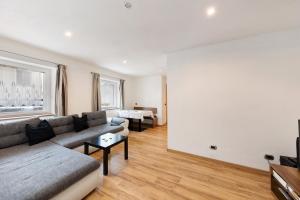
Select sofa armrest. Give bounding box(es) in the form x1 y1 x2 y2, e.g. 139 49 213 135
111 117 125 125
107 117 129 136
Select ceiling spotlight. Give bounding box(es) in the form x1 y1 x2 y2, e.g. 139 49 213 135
123 60 127 64
64 31 73 38
124 1 132 9
206 6 216 17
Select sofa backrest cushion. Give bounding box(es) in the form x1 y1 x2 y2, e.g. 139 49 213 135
0 118 40 149
82 111 107 127
46 115 77 135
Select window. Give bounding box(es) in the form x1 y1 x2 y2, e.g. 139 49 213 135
100 78 120 109
0 64 53 115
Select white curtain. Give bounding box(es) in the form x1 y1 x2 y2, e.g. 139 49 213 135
0 65 44 112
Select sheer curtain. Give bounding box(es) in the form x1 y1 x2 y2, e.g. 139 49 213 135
0 65 44 113
92 72 101 111
55 64 68 116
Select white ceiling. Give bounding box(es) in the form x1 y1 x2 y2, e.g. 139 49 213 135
0 0 300 76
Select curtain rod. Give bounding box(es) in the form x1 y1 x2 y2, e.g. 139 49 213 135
0 50 60 66
91 72 125 81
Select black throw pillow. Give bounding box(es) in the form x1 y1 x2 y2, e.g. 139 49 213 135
25 120 56 146
73 115 89 132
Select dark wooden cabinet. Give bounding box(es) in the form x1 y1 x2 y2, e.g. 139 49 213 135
270 164 300 200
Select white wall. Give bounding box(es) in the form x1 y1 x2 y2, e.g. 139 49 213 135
0 36 135 115
162 76 167 125
167 28 300 170
131 75 167 125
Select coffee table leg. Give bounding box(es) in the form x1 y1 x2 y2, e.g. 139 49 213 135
84 143 89 155
124 138 128 160
103 149 109 176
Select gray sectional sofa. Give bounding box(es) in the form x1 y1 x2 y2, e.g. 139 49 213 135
0 111 124 200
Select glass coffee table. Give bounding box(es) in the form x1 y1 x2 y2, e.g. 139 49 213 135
84 133 128 176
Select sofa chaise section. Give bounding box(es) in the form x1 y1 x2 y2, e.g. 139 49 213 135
0 141 100 200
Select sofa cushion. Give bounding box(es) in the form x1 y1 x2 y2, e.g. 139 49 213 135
50 124 124 148
99 123 124 134
0 118 40 149
46 115 77 135
82 111 107 127
0 141 100 200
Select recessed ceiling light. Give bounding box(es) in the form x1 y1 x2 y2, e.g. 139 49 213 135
64 31 73 38
206 6 216 17
123 60 127 64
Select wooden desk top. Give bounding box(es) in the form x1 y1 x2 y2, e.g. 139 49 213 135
271 164 300 195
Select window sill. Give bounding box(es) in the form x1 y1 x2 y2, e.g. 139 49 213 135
102 107 120 111
0 112 54 121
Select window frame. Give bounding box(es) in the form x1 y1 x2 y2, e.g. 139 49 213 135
100 77 120 110
0 57 54 118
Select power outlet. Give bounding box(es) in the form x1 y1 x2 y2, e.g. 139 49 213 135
264 154 274 161
210 145 217 150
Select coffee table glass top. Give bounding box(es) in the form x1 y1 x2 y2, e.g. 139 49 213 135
85 133 126 148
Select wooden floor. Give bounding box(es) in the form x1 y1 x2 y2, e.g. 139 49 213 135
85 126 275 200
